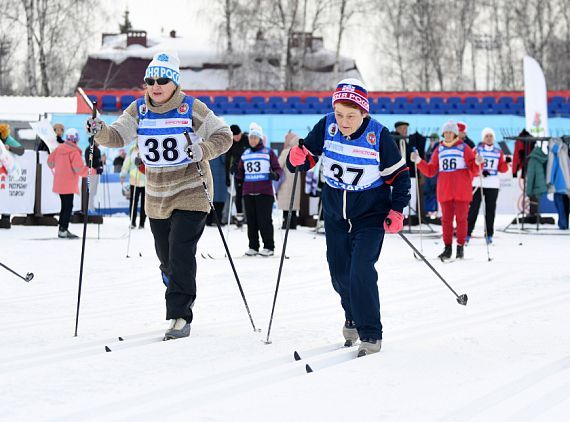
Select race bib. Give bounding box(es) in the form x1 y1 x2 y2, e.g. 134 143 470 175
478 146 501 175
138 132 200 167
438 147 466 173
243 151 271 181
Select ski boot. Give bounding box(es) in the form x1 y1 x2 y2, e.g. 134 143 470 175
235 213 244 228
58 229 79 239
259 248 274 257
486 236 493 244
456 245 464 260
163 318 191 341
245 248 258 256
464 235 470 245
357 338 382 357
438 245 452 261
343 320 358 347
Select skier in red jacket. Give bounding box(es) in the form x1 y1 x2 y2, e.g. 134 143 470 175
411 121 481 260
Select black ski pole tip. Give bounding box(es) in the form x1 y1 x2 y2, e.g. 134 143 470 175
118 337 124 341
263 340 272 345
305 364 313 373
456 294 468 306
139 252 142 257
25 273 34 282
105 346 112 352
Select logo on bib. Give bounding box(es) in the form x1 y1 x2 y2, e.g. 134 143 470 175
366 132 376 145
139 104 147 116
178 103 189 114
157 54 170 62
328 123 338 137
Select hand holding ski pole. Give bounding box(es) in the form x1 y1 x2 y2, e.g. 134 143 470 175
75 98 98 337
384 210 403 233
385 218 468 306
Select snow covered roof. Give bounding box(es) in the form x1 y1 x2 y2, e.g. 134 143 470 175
82 31 362 90
0 96 76 121
90 33 222 68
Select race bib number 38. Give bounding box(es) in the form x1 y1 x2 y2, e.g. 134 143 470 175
138 133 196 167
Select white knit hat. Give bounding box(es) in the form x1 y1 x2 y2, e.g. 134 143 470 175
145 52 181 86
249 122 263 139
481 127 496 141
441 121 459 135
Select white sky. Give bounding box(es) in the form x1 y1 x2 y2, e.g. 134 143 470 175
100 0 380 90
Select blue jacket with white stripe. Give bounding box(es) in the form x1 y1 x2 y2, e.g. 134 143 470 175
287 115 411 222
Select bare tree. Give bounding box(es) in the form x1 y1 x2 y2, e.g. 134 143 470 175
0 0 20 94
512 0 558 69
448 0 477 89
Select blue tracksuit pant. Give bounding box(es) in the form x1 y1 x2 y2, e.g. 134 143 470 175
324 215 385 340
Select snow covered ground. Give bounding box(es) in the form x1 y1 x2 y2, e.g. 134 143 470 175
1 215 569 421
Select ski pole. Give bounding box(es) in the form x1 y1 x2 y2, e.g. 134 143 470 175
225 175 235 240
265 140 303 344
478 164 492 262
386 218 468 306
183 131 259 333
126 166 140 258
75 99 97 336
412 147 423 255
0 261 34 282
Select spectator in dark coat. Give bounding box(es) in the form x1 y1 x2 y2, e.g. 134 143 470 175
84 142 104 214
225 124 249 226
206 154 228 226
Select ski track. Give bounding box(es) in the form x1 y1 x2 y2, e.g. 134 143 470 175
440 355 570 422
1 216 569 421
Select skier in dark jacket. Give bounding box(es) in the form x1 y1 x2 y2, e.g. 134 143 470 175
287 79 411 357
225 124 249 226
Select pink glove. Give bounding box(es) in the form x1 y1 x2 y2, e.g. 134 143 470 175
384 210 404 233
290 145 309 167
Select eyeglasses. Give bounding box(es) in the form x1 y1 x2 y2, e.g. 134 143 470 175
144 77 170 86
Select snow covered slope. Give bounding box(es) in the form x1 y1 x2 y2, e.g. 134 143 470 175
0 216 568 421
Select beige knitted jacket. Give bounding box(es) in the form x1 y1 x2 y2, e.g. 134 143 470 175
93 88 232 219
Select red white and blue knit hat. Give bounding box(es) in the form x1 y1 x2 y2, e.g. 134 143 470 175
332 78 369 113
64 128 80 143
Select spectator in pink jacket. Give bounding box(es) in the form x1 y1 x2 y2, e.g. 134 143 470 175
47 128 89 238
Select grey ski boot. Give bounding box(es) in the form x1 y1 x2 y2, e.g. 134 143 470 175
357 338 382 357
163 318 191 341
343 320 359 347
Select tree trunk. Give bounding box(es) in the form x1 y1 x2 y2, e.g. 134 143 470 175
22 0 38 95
36 0 50 96
225 0 234 89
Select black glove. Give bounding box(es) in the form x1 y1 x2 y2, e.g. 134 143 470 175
505 155 512 163
96 167 104 175
269 171 279 181
482 170 490 177
225 176 231 187
134 157 143 166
